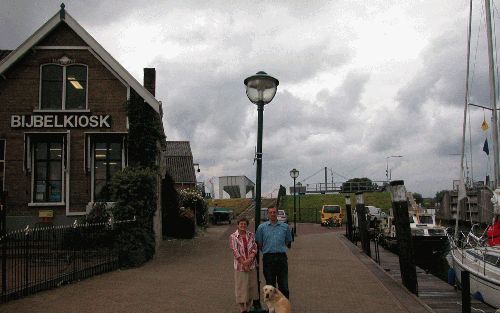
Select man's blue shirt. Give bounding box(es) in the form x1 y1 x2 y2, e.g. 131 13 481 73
255 221 292 254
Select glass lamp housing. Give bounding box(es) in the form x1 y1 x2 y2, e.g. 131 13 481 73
244 71 279 104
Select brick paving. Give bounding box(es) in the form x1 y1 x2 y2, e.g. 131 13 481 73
1 223 432 313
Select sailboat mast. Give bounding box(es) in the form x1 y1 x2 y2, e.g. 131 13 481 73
457 0 473 239
485 0 500 188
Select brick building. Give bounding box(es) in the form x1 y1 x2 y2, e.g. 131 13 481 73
0 6 166 231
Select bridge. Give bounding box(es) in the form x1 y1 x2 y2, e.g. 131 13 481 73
291 181 388 194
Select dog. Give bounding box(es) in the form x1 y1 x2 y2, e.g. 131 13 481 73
262 285 292 313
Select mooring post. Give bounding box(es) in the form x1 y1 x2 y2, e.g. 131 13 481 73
355 192 371 257
1 190 6 301
389 180 418 295
345 194 353 241
461 270 471 313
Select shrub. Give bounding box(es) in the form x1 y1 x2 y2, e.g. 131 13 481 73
111 167 157 267
178 189 208 227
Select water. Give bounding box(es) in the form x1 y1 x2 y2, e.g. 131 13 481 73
414 249 451 281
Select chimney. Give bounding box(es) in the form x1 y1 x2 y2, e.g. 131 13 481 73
143 68 156 97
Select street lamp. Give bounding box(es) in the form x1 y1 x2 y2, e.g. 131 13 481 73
244 71 279 232
290 168 299 235
244 71 279 312
386 155 403 181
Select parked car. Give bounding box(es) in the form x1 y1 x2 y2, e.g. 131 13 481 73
210 207 233 225
365 205 387 223
321 205 342 226
277 210 288 223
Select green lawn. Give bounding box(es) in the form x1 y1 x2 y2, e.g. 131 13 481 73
279 192 392 223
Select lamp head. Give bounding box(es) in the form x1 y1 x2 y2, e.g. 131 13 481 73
290 168 299 179
244 71 279 104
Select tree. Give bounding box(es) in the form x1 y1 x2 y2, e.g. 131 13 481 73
412 192 423 205
342 178 376 192
434 190 446 204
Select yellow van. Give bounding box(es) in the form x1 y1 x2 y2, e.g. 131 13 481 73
321 205 343 226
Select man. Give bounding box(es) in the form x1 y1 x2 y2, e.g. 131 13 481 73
255 207 292 299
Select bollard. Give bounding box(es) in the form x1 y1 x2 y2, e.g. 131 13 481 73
389 180 418 295
355 192 371 257
461 270 471 313
345 194 353 241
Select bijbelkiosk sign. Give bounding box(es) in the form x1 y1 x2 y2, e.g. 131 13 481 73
10 114 112 128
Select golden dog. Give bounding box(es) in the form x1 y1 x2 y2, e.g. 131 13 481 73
262 285 291 313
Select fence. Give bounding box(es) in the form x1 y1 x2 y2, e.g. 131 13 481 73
0 218 135 303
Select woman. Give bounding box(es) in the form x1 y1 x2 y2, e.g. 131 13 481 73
229 217 258 313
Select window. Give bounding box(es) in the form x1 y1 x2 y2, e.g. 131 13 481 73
0 140 5 191
93 139 123 202
41 64 87 110
33 136 64 202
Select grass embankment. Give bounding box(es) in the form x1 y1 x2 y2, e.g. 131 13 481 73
207 198 253 216
279 192 392 223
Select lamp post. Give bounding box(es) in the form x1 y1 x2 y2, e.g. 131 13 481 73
244 71 279 231
244 71 279 312
290 168 299 235
386 155 403 181
297 182 302 221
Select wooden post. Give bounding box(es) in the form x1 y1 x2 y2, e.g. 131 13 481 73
389 180 418 295
345 194 353 241
1 190 6 301
461 270 471 313
355 192 371 257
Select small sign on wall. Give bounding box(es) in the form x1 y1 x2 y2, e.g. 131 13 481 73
38 210 53 218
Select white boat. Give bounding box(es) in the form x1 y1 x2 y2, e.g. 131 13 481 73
448 223 500 308
448 1 500 308
380 207 448 255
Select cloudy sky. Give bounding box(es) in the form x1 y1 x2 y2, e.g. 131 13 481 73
1 0 497 198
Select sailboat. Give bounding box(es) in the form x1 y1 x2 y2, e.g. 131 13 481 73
447 0 500 309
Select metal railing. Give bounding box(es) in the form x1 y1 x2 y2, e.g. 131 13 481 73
1 218 135 303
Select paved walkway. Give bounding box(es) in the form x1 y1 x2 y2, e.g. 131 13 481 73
1 223 432 313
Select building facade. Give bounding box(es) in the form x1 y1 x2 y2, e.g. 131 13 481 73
0 6 165 230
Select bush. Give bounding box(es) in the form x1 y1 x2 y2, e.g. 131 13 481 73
178 189 208 227
111 167 157 267
81 202 112 224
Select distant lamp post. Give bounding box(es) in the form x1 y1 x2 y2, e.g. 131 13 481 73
244 71 279 311
297 182 302 221
386 155 403 181
290 168 299 235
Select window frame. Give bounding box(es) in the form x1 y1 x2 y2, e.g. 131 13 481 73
38 63 89 111
26 132 69 207
88 133 127 204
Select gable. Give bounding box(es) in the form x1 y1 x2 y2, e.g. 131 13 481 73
38 23 87 46
0 7 161 114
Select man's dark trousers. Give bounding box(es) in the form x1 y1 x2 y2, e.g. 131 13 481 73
263 253 289 298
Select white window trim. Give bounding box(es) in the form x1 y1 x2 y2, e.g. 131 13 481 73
85 132 127 204
39 63 89 111
26 131 70 209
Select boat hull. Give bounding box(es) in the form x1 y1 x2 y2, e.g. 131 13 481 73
381 235 449 256
449 248 500 309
